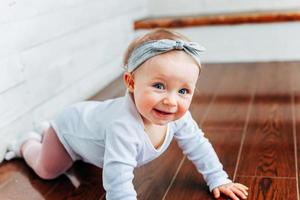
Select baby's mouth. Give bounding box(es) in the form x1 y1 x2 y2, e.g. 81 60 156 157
153 108 175 115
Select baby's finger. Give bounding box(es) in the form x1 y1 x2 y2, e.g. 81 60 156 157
220 188 240 200
234 184 249 195
231 187 247 199
213 188 220 198
235 183 249 190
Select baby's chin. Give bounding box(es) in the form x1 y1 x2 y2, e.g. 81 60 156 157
141 114 182 126
143 118 170 126
150 117 179 126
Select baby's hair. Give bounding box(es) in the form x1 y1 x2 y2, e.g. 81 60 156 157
123 29 192 68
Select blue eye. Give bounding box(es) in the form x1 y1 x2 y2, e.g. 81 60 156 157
153 83 165 90
178 88 189 94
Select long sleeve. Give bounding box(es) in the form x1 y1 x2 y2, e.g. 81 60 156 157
103 122 138 200
174 112 232 192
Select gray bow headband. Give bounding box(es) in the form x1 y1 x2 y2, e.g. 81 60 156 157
125 39 205 72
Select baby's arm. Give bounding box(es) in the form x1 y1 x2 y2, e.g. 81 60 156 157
174 111 248 198
103 123 138 200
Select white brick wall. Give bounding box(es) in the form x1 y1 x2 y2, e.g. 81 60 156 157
0 0 148 141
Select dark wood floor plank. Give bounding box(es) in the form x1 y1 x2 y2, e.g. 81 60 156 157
254 91 294 175
164 158 213 200
237 63 295 177
190 64 230 124
235 176 297 200
44 162 104 200
206 130 244 178
0 160 27 184
164 129 243 199
0 173 45 200
201 63 256 131
290 62 300 199
251 62 294 110
43 177 75 200
0 160 65 200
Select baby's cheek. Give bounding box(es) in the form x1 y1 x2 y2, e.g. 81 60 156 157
138 94 156 111
177 101 191 116
175 107 185 118
144 93 158 105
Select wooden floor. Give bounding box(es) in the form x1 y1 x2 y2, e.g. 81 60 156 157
1 61 300 199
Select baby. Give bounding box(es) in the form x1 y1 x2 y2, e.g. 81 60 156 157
2 29 248 199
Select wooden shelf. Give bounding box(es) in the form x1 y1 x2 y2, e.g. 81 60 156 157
134 11 300 29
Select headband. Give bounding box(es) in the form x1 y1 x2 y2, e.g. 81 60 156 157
125 39 205 72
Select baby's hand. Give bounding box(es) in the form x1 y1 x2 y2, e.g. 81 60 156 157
212 182 248 200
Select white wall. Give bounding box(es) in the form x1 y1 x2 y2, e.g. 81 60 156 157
0 0 148 143
147 0 300 16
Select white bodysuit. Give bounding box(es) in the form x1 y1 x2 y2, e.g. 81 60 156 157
50 93 231 200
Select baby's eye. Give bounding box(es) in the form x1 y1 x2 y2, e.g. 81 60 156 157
152 83 165 90
178 88 189 95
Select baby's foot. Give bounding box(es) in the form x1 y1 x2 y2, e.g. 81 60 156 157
5 131 42 160
0 140 9 163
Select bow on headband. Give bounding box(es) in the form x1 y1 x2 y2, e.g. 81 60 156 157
125 39 205 72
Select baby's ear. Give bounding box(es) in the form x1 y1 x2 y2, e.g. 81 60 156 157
123 72 135 92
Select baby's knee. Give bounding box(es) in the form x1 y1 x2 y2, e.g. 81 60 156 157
35 165 63 180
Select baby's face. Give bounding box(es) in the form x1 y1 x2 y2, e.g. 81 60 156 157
128 50 199 126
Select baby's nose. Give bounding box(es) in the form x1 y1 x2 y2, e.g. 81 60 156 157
163 95 177 106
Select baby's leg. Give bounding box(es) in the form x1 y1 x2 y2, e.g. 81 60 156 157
22 127 73 180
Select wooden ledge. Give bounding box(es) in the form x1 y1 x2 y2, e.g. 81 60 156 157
134 11 300 30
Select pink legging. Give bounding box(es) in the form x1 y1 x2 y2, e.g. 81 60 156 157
22 127 73 179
